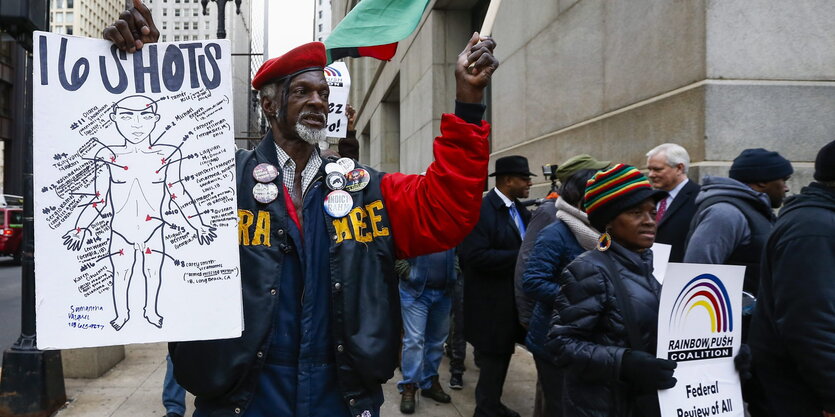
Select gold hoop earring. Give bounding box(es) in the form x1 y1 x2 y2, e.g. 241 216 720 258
597 232 612 252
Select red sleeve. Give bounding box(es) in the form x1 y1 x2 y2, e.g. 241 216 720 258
381 113 490 259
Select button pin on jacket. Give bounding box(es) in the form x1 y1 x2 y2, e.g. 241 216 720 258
326 171 346 191
325 162 347 175
253 182 278 204
344 168 370 192
324 190 353 218
252 163 279 183
336 157 355 173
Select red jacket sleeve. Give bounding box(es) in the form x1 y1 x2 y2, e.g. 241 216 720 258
381 113 490 259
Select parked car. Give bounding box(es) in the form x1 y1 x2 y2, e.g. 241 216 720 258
0 207 23 262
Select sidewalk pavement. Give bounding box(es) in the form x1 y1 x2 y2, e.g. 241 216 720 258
51 342 537 417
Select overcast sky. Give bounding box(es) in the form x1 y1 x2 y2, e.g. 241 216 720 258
266 0 315 59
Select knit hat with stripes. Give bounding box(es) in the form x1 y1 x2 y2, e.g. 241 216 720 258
583 164 667 232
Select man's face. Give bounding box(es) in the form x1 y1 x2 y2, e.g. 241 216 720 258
646 152 685 191
506 175 532 199
761 177 790 208
281 71 329 144
110 107 160 143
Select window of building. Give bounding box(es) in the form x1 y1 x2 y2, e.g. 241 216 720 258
161 35 167 41
175 0 180 3
174 8 181 16
192 21 198 30
66 0 73 7
162 21 167 29
66 26 73 34
163 8 167 15
193 8 199 16
65 12 73 23
205 21 209 29
205 35 209 39
318 24 322 31
174 35 180 41
54 13 64 23
53 0 64 9
174 22 180 30
318 10 323 18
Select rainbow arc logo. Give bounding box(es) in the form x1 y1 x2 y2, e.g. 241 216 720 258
324 66 342 77
669 274 733 334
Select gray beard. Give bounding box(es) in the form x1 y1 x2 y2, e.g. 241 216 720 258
295 122 327 145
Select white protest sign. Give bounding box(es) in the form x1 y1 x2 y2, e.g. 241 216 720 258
651 242 671 283
657 263 745 417
33 32 242 349
324 62 351 138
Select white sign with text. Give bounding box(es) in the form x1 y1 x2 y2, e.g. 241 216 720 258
657 263 745 417
33 32 242 349
324 62 351 138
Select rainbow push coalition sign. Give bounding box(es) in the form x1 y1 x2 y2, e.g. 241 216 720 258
657 263 745 417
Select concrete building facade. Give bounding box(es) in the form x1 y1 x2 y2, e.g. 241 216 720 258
147 0 215 43
49 0 122 37
315 0 332 42
333 0 835 196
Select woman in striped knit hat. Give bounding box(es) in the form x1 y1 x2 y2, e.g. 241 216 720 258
546 164 675 417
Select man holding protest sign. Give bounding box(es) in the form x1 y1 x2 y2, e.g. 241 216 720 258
103 1 499 416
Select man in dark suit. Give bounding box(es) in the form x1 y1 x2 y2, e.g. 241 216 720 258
459 155 534 417
646 143 700 262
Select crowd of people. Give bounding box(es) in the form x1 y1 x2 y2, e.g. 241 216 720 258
102 3 833 417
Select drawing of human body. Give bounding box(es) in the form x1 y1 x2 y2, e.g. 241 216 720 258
63 95 216 330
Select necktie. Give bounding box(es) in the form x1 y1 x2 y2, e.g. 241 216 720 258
509 204 526 239
656 198 668 223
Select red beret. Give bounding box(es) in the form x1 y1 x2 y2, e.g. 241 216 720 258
252 42 327 90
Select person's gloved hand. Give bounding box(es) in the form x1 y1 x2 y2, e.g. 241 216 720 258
734 344 752 381
620 350 677 391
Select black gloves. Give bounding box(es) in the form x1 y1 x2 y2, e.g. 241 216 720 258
620 350 677 391
734 344 752 381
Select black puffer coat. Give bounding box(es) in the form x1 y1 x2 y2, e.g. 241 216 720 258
548 242 661 417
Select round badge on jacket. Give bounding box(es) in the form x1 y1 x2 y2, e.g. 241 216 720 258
253 182 279 204
336 157 355 173
252 163 279 183
325 162 347 175
344 168 370 192
326 171 347 191
324 190 353 218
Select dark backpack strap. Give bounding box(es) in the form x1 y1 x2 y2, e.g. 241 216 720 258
598 251 643 350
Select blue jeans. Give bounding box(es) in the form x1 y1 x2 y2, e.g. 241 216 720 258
163 354 186 416
397 287 452 391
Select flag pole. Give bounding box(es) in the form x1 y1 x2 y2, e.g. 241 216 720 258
479 0 502 37
468 0 502 71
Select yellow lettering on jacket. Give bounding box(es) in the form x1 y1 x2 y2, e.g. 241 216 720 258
365 200 389 237
252 211 271 247
333 217 352 243
331 199 388 243
348 207 372 243
238 210 254 246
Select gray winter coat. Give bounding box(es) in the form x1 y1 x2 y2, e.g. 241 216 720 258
684 176 772 265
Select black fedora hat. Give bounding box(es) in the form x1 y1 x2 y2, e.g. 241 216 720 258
489 155 537 177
